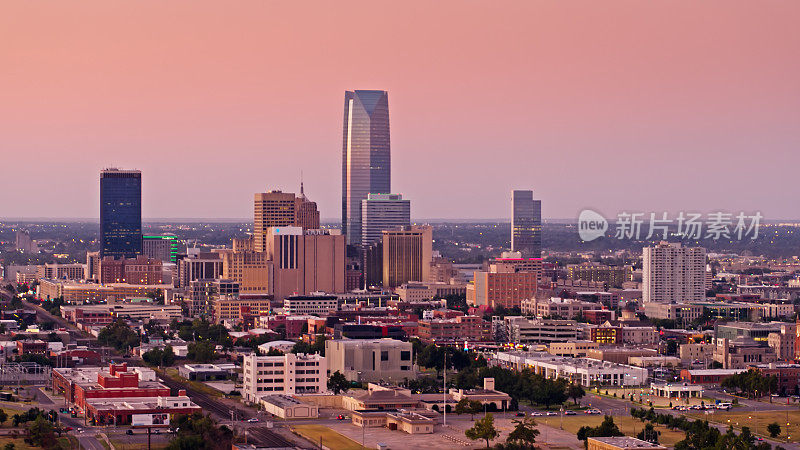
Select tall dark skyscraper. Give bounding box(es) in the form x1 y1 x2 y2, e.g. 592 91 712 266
511 189 542 258
342 90 390 245
100 168 142 258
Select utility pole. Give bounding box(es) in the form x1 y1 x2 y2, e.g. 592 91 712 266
443 350 447 426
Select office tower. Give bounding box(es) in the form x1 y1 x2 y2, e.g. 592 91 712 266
511 190 542 257
143 234 180 263
266 227 346 300
254 191 297 252
176 252 223 288
253 190 321 252
360 193 410 246
341 90 391 245
296 182 320 230
642 242 706 303
15 230 33 253
381 225 432 288
86 251 101 281
100 168 142 258
221 250 271 295
467 262 538 309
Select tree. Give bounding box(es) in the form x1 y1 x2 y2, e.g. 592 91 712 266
328 371 350 395
0 410 7 427
506 417 540 447
767 422 781 438
143 346 176 367
4 442 15 450
97 318 140 352
187 341 215 363
567 383 585 405
465 413 499 449
577 416 623 442
26 415 57 448
455 398 483 421
291 341 312 355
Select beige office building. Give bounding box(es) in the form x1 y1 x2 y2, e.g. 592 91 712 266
381 226 432 289
265 227 345 301
325 338 415 383
254 190 320 252
222 251 272 295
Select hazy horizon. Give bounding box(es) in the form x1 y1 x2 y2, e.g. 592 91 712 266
2 1 798 221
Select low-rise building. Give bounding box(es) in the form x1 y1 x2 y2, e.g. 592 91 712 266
520 297 600 318
714 338 778 369
642 302 702 327
588 437 666 450
325 338 415 383
258 394 318 419
178 364 238 381
680 368 746 384
585 347 659 365
494 352 648 387
242 353 327 402
417 315 491 345
752 363 800 396
503 317 578 345
679 343 714 364
283 293 339 315
548 341 599 357
85 394 201 426
52 364 169 411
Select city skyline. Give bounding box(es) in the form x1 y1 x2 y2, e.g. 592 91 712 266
2 1 799 221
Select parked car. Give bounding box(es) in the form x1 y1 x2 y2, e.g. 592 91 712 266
247 418 259 423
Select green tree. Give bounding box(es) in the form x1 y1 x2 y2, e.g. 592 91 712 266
567 383 585 405
4 442 15 450
187 341 215 363
97 318 140 352
577 416 624 442
327 371 350 395
767 422 781 438
0 410 7 426
26 415 57 448
465 413 499 449
506 417 540 447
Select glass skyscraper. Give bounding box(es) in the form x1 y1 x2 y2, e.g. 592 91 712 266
100 168 142 258
511 190 542 258
342 90 390 245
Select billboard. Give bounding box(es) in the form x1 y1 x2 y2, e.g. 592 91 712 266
131 413 169 427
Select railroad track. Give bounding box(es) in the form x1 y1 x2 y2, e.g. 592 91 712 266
247 426 295 448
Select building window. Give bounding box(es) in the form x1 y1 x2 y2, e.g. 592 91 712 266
381 351 389 361
400 351 411 361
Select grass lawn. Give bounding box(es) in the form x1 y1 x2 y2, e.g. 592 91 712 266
687 410 800 443
0 436 77 450
538 415 687 447
164 368 223 398
110 439 169 450
292 424 363 450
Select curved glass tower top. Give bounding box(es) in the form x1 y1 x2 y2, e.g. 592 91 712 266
342 90 391 245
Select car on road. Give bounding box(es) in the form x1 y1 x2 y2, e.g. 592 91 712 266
126 430 134 435
546 412 558 416
336 414 345 420
515 412 525 417
531 412 543 416
64 427 72 431
247 418 259 423
564 410 577 415
153 430 160 434
585 409 602 414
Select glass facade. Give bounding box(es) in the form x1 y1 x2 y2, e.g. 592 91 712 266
342 90 391 245
511 190 542 258
100 169 142 258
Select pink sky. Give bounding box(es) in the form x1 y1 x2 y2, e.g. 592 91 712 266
2 1 798 220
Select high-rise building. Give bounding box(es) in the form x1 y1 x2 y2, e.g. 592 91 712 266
143 235 180 263
642 242 706 303
254 191 297 252
381 225 432 288
15 230 34 253
100 168 142 259
361 193 410 246
341 90 391 245
511 190 541 257
265 227 346 301
253 190 321 252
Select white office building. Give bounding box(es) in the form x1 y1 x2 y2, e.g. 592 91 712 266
360 194 411 246
325 338 415 383
643 242 706 303
242 353 327 402
494 352 648 387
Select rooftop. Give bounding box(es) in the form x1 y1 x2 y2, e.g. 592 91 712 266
589 436 666 449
